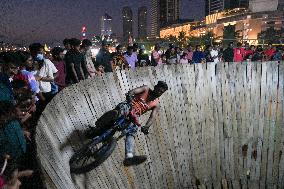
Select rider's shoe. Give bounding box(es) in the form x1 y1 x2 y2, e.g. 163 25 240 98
123 155 147 166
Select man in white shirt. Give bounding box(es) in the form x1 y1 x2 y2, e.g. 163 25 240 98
29 43 58 104
210 44 219 63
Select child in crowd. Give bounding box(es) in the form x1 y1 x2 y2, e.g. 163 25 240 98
179 53 188 64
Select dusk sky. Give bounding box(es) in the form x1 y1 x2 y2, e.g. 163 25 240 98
0 0 204 45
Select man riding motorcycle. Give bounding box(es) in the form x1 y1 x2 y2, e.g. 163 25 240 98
86 81 168 166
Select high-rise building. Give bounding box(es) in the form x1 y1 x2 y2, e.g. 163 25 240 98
249 0 279 12
138 6 147 39
205 0 249 16
122 6 133 41
101 13 112 37
150 0 180 37
160 0 180 27
150 0 159 37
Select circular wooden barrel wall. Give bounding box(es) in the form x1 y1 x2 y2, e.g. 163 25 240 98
36 62 284 189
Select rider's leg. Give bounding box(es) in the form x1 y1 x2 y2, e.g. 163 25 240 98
124 124 147 166
125 123 138 158
85 110 119 139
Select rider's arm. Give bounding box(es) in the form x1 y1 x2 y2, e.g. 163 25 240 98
144 105 160 128
127 85 149 99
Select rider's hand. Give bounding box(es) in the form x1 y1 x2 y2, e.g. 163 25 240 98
141 126 149 135
126 93 134 103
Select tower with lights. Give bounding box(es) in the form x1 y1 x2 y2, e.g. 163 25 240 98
82 26 87 40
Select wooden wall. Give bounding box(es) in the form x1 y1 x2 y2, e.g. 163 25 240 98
36 62 284 189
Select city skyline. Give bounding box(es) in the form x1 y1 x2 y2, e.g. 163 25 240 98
0 0 204 45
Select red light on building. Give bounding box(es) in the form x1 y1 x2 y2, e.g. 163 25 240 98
82 26 87 39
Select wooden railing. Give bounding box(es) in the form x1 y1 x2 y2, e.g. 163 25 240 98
37 61 284 189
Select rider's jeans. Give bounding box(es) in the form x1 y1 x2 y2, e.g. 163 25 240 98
115 102 138 158
125 123 138 158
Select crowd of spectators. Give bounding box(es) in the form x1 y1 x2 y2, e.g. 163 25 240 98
0 37 283 188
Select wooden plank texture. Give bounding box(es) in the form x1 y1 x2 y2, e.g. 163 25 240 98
36 62 284 189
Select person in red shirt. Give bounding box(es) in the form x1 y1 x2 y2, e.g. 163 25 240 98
233 42 244 62
243 44 255 60
264 43 276 61
86 81 168 166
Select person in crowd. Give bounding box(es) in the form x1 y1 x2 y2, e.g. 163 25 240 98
223 42 234 62
233 42 244 62
0 157 33 189
96 41 113 72
264 42 276 61
204 45 214 63
112 45 129 70
151 43 162 66
161 54 167 65
167 47 177 64
192 45 205 63
62 38 71 56
243 43 254 61
0 53 21 103
0 86 35 161
132 43 139 55
124 46 138 69
51 47 66 90
210 44 219 63
251 46 264 62
272 46 283 61
95 65 105 76
81 39 97 78
29 43 58 103
14 51 41 105
175 47 182 63
137 45 150 67
165 43 175 60
65 38 87 84
179 53 188 64
184 44 194 64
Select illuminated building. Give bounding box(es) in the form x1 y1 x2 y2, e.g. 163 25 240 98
122 7 133 42
160 21 206 38
160 3 284 45
205 0 249 16
150 0 180 38
138 6 147 39
101 13 112 37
